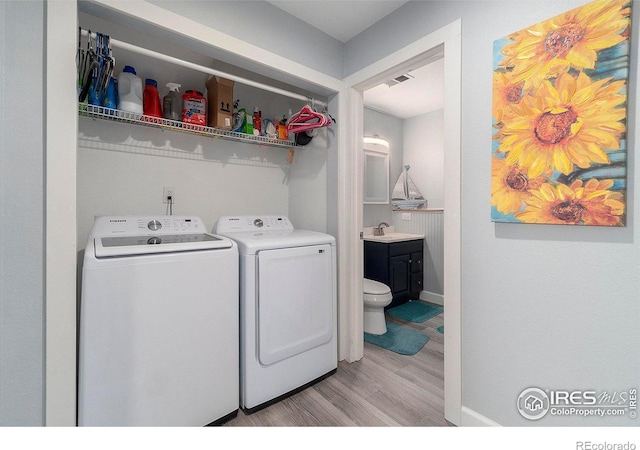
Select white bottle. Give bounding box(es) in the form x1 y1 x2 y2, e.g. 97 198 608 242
118 65 143 114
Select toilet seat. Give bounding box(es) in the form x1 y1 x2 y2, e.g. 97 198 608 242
364 278 391 296
363 278 392 307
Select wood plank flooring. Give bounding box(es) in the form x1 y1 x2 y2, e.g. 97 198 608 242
224 305 450 427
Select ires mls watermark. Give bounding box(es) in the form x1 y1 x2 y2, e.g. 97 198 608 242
517 387 637 420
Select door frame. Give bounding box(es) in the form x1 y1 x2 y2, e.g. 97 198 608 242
342 19 462 426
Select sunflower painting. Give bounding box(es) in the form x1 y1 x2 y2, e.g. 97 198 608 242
491 0 631 226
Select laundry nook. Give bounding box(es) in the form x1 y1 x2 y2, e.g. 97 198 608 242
5 1 638 444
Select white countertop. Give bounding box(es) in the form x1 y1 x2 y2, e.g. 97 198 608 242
362 226 425 243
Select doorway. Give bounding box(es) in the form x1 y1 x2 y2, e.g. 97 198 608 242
363 49 444 304
343 19 462 425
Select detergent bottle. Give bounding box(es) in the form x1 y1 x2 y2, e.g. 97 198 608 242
117 65 143 114
143 78 162 118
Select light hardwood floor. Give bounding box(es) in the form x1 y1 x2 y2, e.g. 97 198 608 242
224 305 450 427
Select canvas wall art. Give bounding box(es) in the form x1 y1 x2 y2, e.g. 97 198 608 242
491 0 631 226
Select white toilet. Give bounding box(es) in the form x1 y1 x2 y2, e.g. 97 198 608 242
363 278 393 335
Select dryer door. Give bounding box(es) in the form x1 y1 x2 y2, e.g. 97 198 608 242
256 244 334 366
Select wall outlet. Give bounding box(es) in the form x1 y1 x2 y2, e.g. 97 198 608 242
402 212 411 221
163 187 176 204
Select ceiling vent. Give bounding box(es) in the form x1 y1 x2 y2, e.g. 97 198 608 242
385 73 414 87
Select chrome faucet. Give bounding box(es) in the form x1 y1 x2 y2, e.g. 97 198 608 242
373 222 390 236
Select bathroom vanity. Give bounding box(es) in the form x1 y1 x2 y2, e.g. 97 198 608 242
364 236 424 309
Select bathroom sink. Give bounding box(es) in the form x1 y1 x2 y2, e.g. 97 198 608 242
363 232 424 243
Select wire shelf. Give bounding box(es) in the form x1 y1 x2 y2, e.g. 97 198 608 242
78 103 298 148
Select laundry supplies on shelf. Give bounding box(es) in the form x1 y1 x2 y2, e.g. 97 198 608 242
143 78 162 119
118 65 143 114
162 83 181 121
77 30 115 105
206 77 234 130
182 90 206 126
77 28 333 149
253 107 262 135
102 77 117 110
278 115 288 140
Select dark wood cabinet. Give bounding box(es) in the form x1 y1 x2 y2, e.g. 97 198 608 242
364 239 424 309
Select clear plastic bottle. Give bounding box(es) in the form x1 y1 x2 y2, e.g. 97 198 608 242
162 83 182 121
117 65 143 114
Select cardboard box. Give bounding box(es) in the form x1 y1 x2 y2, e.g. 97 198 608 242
206 76 234 129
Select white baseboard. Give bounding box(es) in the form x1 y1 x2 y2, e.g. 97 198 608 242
460 406 502 426
420 290 444 306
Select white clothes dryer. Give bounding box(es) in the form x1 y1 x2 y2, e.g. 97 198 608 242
78 215 239 426
215 215 337 413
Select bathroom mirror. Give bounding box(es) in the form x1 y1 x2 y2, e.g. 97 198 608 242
363 140 389 204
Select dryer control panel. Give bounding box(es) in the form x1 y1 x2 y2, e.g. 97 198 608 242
216 216 294 233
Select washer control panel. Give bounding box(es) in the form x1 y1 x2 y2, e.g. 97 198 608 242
216 216 294 233
92 216 206 236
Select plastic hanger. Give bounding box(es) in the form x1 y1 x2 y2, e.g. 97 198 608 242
286 104 332 133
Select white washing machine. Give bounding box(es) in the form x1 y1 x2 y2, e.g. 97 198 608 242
215 215 337 413
78 215 239 426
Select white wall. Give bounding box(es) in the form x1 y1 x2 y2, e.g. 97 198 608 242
403 109 444 208
287 129 330 232
0 0 45 425
77 123 287 246
350 0 640 426
148 0 344 80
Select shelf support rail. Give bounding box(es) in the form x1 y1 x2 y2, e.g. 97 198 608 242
80 28 327 108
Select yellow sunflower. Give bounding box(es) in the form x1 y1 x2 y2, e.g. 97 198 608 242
499 70 626 178
493 71 525 124
500 0 630 89
516 179 624 226
491 157 544 215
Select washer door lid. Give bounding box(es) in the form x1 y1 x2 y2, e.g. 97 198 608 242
94 233 232 257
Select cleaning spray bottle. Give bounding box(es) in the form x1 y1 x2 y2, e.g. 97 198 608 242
253 106 262 135
163 83 182 121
